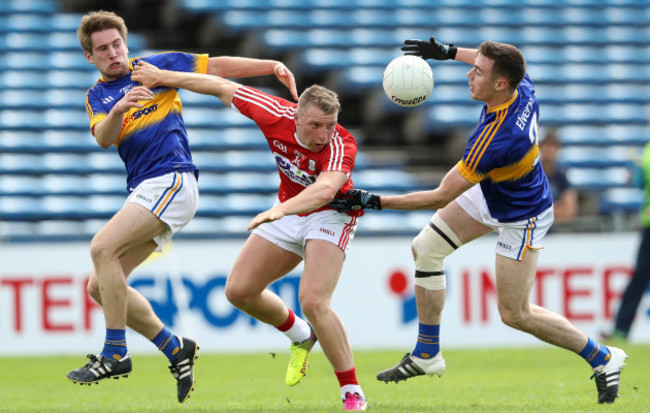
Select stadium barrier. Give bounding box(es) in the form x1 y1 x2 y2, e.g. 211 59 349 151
1 232 648 355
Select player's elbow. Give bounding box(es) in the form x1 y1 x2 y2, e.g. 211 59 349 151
212 79 237 106
96 139 113 150
427 189 454 210
93 129 117 149
322 184 341 202
310 185 338 208
435 196 454 210
432 181 469 209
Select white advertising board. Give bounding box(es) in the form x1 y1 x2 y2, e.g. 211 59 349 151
1 232 647 355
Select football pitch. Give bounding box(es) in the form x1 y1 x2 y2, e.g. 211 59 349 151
1 344 648 412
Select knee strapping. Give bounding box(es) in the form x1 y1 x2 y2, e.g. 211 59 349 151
412 214 462 290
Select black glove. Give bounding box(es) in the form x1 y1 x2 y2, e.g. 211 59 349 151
402 36 457 61
329 189 382 212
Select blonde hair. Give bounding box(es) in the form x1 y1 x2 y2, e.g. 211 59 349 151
297 84 341 115
77 10 128 53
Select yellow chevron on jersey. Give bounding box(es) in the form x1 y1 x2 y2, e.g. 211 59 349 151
115 89 181 146
487 144 540 182
464 102 510 176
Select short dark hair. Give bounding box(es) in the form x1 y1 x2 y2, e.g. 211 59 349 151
77 10 128 53
478 41 526 92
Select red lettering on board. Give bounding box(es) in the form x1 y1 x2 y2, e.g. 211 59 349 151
563 267 593 321
603 266 633 319
480 270 497 323
42 277 74 331
1 277 34 332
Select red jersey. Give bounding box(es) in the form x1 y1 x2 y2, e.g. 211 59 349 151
232 86 362 217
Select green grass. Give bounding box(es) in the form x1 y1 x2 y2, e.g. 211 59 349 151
1 344 648 412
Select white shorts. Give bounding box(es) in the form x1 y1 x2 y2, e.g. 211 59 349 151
252 203 358 259
125 171 199 251
456 185 554 260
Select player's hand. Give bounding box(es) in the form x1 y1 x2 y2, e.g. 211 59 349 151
247 207 285 231
113 85 153 114
329 189 382 212
273 63 299 101
131 60 164 89
402 36 457 61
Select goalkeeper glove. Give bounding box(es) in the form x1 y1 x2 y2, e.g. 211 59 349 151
329 189 382 212
402 36 457 61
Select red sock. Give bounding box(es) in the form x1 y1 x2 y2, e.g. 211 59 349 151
275 308 295 332
335 366 358 387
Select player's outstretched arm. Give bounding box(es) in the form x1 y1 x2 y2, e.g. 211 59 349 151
402 36 477 65
132 61 239 106
382 166 474 210
247 171 348 230
207 57 298 101
331 167 474 212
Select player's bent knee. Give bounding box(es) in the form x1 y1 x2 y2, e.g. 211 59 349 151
498 306 529 330
86 277 102 303
89 235 119 263
412 215 462 291
224 282 248 308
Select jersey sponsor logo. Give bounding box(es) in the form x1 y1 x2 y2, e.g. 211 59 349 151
122 104 159 127
273 140 287 153
274 152 317 187
516 95 535 131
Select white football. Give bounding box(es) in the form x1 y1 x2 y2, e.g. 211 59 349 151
382 55 434 107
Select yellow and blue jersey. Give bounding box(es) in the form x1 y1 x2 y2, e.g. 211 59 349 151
85 52 208 191
457 74 552 222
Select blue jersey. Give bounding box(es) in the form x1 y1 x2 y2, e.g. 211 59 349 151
456 74 552 222
85 52 208 191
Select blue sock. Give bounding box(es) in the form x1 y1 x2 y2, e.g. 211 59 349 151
412 323 440 360
152 327 181 363
579 337 611 368
100 328 127 360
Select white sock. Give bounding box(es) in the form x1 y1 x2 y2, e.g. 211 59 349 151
341 384 364 400
284 316 311 344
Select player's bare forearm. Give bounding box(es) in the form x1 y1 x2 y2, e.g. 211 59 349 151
132 61 238 105
208 57 277 77
253 172 346 228
133 61 216 94
382 166 474 211
279 182 340 216
247 173 343 229
163 71 227 96
454 47 478 65
93 85 153 148
381 190 449 210
207 57 298 100
92 109 124 148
